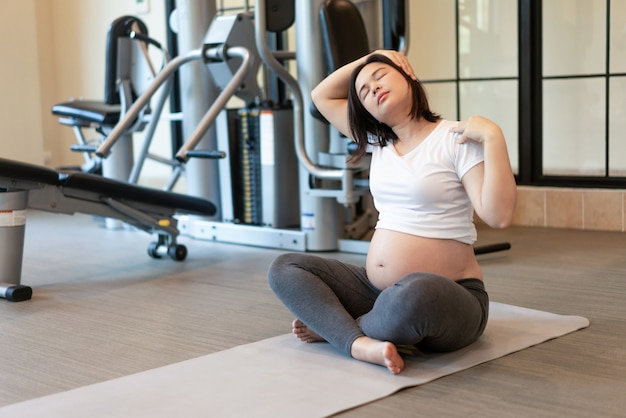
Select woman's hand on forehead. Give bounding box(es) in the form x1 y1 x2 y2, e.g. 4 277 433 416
375 50 417 81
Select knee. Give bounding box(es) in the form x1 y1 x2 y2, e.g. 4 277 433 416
267 253 306 293
390 273 450 313
267 253 292 287
268 253 305 274
396 272 448 291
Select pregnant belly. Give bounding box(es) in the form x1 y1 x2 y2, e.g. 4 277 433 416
366 229 483 290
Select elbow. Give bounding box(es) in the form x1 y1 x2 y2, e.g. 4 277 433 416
489 216 514 230
485 206 516 229
479 203 517 229
483 188 517 229
310 87 322 108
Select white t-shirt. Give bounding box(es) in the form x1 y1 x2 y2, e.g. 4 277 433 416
368 119 484 244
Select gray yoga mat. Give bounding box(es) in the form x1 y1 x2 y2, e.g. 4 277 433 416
0 302 589 418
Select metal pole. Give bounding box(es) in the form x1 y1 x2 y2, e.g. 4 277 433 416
294 0 341 250
172 0 219 208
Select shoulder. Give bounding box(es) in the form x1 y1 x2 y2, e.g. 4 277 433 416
426 120 458 144
432 120 482 153
421 120 460 155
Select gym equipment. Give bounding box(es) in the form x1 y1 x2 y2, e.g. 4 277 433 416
95 13 260 192
215 106 299 229
95 10 305 248
383 0 409 53
177 0 362 252
52 16 167 184
0 157 216 302
161 1 337 250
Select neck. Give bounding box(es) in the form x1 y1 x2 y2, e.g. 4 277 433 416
393 118 438 147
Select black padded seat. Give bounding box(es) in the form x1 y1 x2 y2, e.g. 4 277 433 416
59 171 216 216
0 158 60 187
51 100 121 126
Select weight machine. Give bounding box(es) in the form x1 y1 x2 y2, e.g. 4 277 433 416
171 0 393 252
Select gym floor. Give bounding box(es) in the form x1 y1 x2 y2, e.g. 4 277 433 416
1 210 625 417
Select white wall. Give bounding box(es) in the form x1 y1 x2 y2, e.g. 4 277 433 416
0 0 45 164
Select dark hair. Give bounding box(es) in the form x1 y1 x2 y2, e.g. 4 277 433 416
347 54 440 161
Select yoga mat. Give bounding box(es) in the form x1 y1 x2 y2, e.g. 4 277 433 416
0 302 589 418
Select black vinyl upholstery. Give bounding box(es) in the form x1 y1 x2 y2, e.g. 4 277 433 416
311 0 371 123
0 158 215 216
60 172 216 216
319 0 371 71
0 158 59 187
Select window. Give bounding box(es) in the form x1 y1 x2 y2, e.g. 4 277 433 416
409 0 519 173
410 0 626 188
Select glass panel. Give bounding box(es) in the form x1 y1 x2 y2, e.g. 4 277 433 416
459 80 519 174
409 0 456 80
543 78 606 176
609 76 626 176
610 0 626 73
458 0 518 79
543 0 606 77
422 82 458 121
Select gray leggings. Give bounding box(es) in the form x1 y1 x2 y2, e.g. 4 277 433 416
267 253 489 356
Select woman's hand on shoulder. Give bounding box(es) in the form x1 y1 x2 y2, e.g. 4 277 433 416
450 115 504 145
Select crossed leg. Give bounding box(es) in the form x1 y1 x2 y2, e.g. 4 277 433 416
269 253 406 374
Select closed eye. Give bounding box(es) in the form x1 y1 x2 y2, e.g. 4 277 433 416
358 66 388 101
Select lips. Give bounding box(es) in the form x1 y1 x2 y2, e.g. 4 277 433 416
377 92 389 104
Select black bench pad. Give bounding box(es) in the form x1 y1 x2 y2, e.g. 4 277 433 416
0 158 216 217
60 172 216 216
0 158 60 186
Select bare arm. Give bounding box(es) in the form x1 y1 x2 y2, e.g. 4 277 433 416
310 49 415 138
453 116 517 229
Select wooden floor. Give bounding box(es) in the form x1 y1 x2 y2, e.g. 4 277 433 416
1 210 625 417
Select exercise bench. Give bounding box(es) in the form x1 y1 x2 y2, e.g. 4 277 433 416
0 157 216 302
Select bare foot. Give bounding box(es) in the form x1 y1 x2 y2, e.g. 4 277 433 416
350 336 404 374
292 319 326 343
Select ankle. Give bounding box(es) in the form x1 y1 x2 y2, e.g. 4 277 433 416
349 336 374 359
